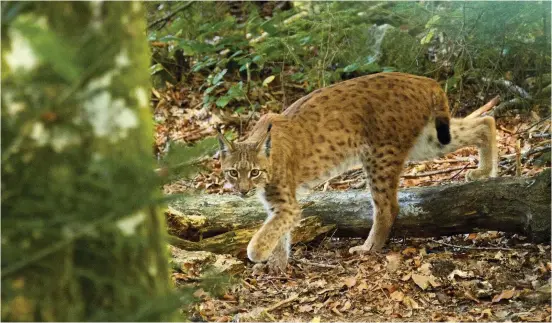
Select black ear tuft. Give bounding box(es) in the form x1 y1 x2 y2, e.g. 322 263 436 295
265 123 272 157
215 125 224 150
265 135 271 158
215 124 234 153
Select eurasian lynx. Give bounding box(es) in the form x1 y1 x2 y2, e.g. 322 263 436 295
217 72 497 272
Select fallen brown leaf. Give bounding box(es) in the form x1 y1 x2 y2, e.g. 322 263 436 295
402 247 418 257
342 277 357 288
492 288 516 303
386 253 401 273
340 300 352 312
411 273 431 290
390 290 405 302
403 296 421 309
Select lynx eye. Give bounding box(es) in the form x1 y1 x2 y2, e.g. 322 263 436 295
250 169 260 177
227 169 238 178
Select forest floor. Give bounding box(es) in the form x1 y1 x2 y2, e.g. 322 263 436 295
152 78 551 322
183 236 551 322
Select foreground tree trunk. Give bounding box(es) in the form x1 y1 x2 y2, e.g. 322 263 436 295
168 170 551 258
2 2 174 321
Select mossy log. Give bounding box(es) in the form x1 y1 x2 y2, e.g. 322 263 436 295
167 215 335 259
168 170 551 258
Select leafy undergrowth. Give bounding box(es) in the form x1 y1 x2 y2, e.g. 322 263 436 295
182 234 551 322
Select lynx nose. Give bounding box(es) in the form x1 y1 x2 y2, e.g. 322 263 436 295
239 189 249 197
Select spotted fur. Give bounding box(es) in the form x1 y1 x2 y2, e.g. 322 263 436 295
217 72 497 272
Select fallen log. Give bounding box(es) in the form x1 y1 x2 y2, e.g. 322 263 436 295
167 170 551 257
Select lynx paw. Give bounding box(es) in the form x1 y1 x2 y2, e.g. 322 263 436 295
249 254 288 275
252 262 288 276
465 169 492 181
247 234 277 263
267 250 289 273
348 236 385 255
250 250 289 275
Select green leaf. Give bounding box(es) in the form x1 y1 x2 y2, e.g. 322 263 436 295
216 95 232 108
291 72 305 82
252 55 263 63
228 50 244 59
150 63 165 75
383 66 396 72
445 76 459 89
421 29 435 45
260 19 278 35
239 63 249 72
177 39 215 55
262 75 276 87
213 69 227 84
425 15 441 28
205 85 217 94
343 63 360 73
359 62 381 73
159 35 180 42
227 83 244 98
300 36 312 45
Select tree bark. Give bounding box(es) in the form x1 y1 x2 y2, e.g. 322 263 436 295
2 2 173 321
168 170 551 257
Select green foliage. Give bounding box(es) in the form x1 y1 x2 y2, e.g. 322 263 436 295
160 137 219 182
147 1 551 111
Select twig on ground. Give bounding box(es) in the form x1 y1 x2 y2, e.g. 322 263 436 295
262 310 277 322
515 114 551 135
295 258 340 269
499 125 516 135
241 279 257 290
448 164 471 180
402 165 476 179
406 157 473 166
501 144 551 160
530 133 551 139
499 163 516 176
266 293 299 312
516 139 522 177
314 168 362 190
432 239 513 251
466 95 501 119
148 1 195 30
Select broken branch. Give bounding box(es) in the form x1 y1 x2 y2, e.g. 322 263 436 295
466 95 501 119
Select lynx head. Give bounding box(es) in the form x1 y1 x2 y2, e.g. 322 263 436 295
217 124 272 197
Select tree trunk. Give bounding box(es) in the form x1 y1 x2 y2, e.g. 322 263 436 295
168 170 551 257
2 2 174 321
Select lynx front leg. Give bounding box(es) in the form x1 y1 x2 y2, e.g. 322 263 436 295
247 184 300 264
349 150 403 254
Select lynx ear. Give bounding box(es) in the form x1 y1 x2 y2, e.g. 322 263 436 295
216 125 234 154
255 123 272 157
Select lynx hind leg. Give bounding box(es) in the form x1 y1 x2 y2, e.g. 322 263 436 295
349 149 403 255
449 117 498 181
